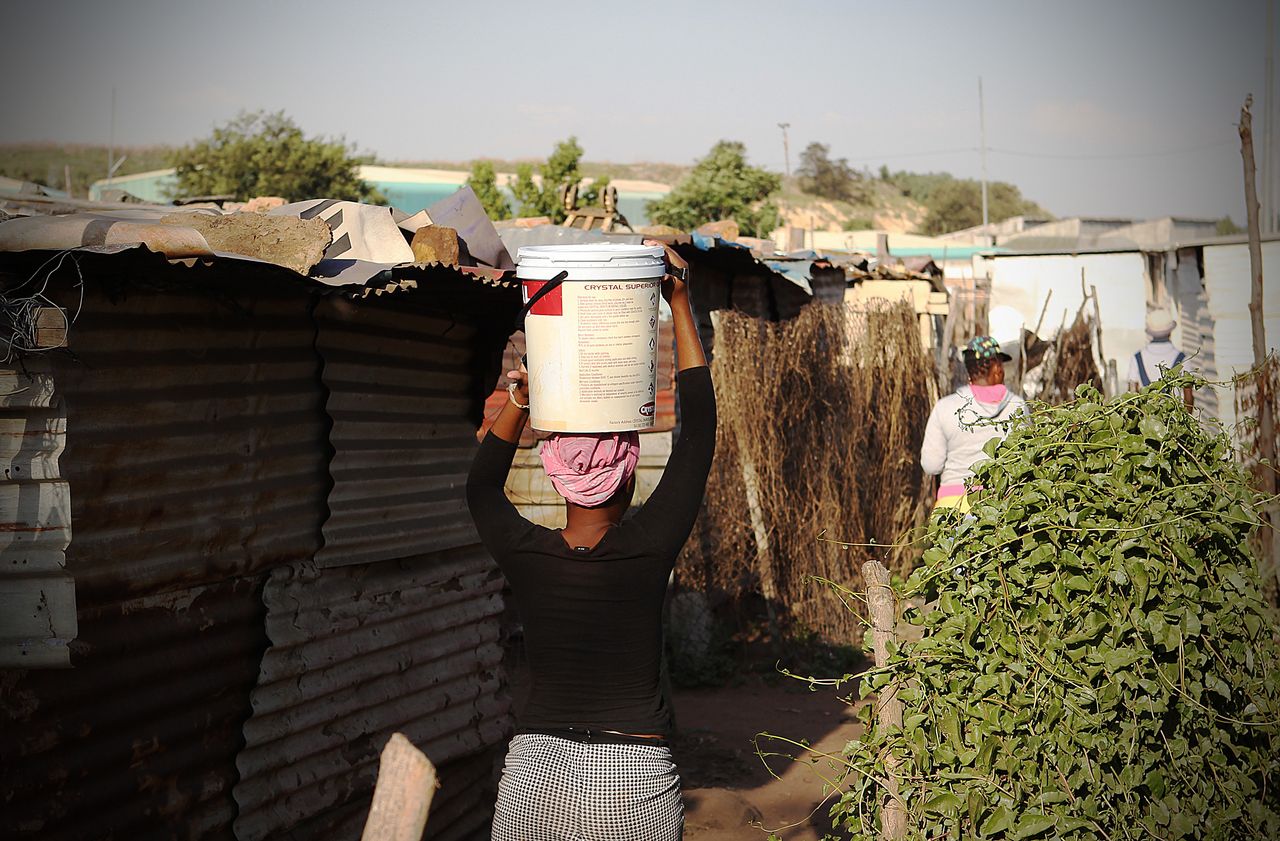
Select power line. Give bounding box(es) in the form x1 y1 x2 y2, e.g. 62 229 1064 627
842 140 1233 164
986 140 1233 160
846 147 977 161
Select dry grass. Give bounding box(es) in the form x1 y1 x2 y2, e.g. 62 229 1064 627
678 300 935 640
1036 311 1103 404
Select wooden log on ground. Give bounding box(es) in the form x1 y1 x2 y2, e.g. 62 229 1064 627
359 733 439 841
862 558 906 840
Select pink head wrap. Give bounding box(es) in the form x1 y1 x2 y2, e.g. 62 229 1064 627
538 432 640 507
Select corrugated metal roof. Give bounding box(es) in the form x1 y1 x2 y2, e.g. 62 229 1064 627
232 545 511 840
0 356 75 668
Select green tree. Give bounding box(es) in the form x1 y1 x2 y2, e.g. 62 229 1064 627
510 163 541 215
920 178 1047 235
1216 215 1244 236
542 136 583 217
797 142 866 202
168 111 381 202
465 160 511 220
646 141 782 237
509 137 585 222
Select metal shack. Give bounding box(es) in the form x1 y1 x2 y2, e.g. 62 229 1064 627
981 233 1280 429
0 217 520 839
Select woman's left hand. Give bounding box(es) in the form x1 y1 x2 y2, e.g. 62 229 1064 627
644 239 690 303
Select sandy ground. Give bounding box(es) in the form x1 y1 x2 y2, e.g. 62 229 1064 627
672 680 864 841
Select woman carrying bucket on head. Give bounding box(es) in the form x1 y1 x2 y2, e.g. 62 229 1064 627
467 241 714 840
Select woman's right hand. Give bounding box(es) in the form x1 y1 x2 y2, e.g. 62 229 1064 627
508 364 530 407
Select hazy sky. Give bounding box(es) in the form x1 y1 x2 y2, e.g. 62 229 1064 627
2 0 1276 220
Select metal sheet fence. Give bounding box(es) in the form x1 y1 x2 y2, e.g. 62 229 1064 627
233 546 510 840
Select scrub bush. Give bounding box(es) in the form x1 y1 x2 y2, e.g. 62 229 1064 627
832 373 1280 839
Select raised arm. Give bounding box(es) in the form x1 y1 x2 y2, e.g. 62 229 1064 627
466 366 532 557
631 243 715 554
658 244 707 373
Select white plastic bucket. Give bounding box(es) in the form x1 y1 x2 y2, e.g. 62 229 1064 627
516 243 666 432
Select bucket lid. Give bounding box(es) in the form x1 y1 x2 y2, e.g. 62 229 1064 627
516 243 665 276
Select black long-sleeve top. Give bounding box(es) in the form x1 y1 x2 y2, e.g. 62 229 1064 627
466 366 716 737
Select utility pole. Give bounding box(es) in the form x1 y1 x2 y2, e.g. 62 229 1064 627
107 86 116 187
1265 0 1277 233
1241 94 1278 585
778 122 792 178
979 77 989 230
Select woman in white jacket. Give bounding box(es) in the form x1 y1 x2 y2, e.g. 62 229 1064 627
921 336 1027 511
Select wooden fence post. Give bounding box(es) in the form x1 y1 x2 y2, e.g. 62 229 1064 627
360 733 439 841
863 559 906 840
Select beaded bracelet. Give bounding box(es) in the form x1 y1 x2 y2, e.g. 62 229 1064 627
507 382 530 410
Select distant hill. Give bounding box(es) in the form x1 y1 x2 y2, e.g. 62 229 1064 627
0 144 1052 236
388 158 692 189
404 159 1050 236
0 143 173 198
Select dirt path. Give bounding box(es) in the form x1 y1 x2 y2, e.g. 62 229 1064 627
672 680 864 840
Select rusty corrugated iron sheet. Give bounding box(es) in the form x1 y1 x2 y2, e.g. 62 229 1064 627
1 576 269 839
232 546 511 840
0 245 520 840
314 297 492 569
0 356 75 668
1 264 328 838
52 279 330 600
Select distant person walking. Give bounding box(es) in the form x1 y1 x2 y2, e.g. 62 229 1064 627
468 242 714 841
1128 310 1194 408
921 336 1027 512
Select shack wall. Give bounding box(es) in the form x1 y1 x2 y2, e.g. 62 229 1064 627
1 279 328 840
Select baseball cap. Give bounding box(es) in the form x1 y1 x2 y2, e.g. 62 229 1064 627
964 335 1012 362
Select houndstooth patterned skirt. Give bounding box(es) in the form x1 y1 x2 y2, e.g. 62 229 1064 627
491 733 683 840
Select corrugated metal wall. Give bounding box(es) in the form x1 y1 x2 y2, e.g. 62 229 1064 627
1203 240 1280 434
1166 247 1220 418
0 356 75 668
232 548 510 840
3 577 270 839
313 298 484 568
2 274 329 840
2 258 518 840
233 292 512 839
54 280 329 599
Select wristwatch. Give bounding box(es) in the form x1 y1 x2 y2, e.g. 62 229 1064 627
669 264 689 282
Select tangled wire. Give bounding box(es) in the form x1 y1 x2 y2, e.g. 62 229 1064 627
1 250 83 365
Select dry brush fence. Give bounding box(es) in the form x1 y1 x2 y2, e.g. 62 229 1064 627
678 300 935 640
